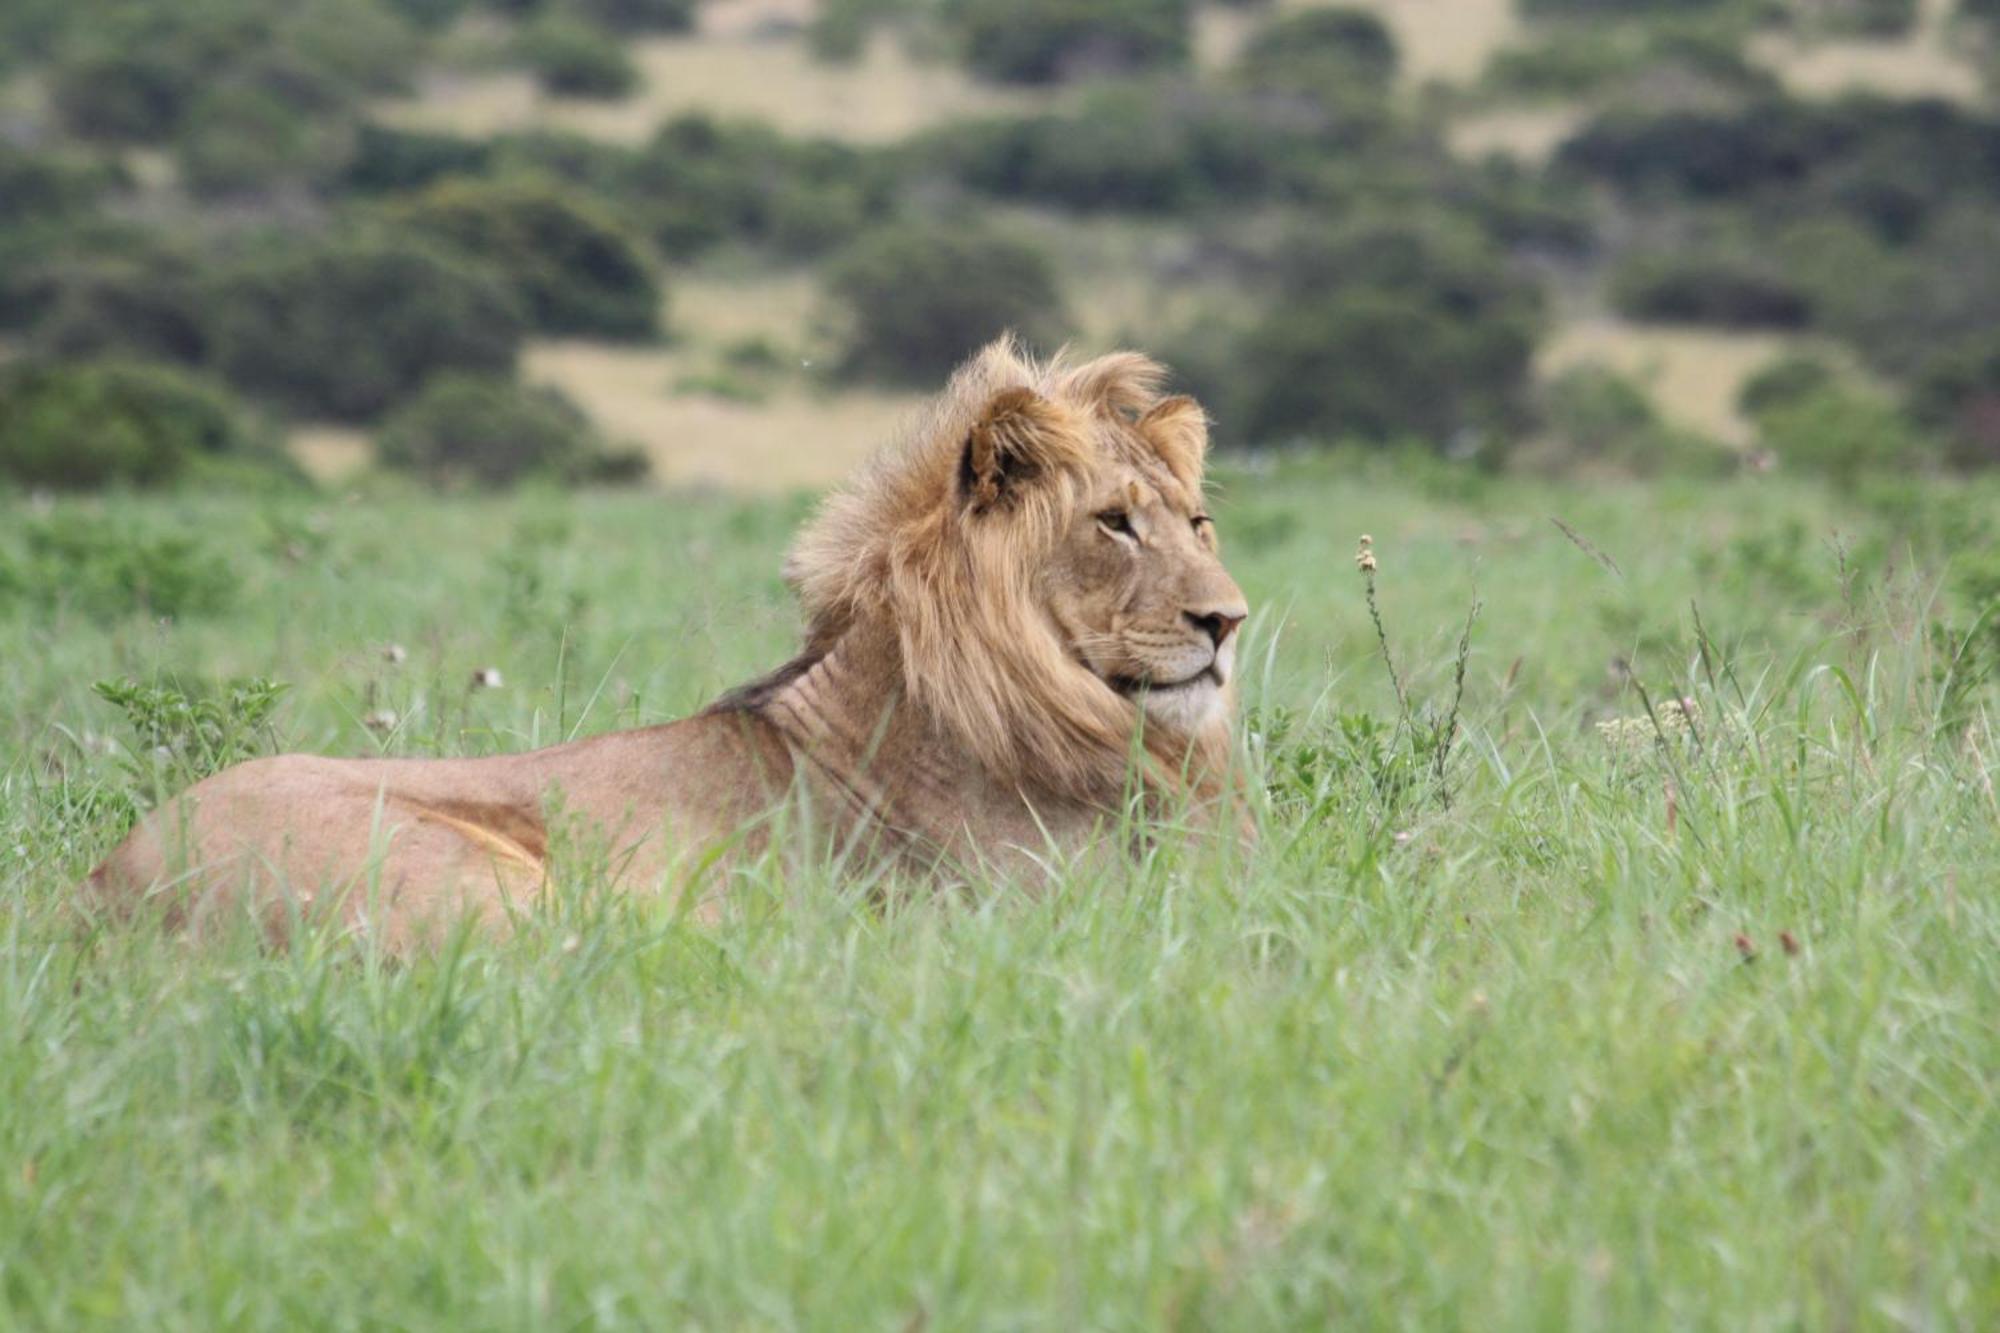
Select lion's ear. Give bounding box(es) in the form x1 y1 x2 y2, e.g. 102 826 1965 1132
1138 395 1209 496
959 387 1084 511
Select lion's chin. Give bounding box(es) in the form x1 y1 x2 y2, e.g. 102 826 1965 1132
1135 675 1226 735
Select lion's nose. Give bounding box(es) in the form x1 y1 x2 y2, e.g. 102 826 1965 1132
1185 607 1247 648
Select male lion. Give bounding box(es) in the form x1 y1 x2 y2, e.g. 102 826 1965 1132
84 338 1250 947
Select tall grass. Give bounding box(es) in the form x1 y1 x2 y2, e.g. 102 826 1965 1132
2 460 1996 1328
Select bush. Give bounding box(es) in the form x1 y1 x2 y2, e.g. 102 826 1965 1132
1483 25 1777 104
1520 0 1728 12
1233 216 1543 450
1752 384 1938 485
1911 335 2000 467
568 0 697 32
1785 211 2000 377
0 360 285 490
1611 251 1813 329
1237 8 1398 94
517 17 640 98
1807 0 1919 37
0 144 124 227
49 0 420 144
22 249 210 365
201 233 525 421
377 375 644 488
383 0 474 28
625 115 890 257
175 82 358 196
1737 353 1840 418
343 123 494 194
825 221 1068 385
1557 99 2000 229
923 86 1397 213
1537 366 1732 475
949 0 1191 84
0 512 237 619
391 176 662 338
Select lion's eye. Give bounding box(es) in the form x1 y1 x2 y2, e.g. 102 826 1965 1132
1097 510 1136 540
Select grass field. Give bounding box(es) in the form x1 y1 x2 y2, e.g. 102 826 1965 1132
3 458 1997 1327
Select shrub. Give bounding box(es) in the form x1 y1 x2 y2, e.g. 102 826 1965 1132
1483 25 1777 104
948 0 1191 84
0 513 237 619
0 360 285 491
23 250 210 365
625 115 890 257
383 0 474 28
201 233 525 421
51 48 192 143
377 375 644 488
1807 0 1919 37
391 176 662 338
1557 99 2000 229
175 82 358 196
1737 353 1839 418
1237 8 1398 94
0 144 124 226
809 0 912 61
569 0 697 32
1911 334 2000 467
343 123 494 194
1751 384 1938 485
825 221 1068 385
1233 216 1543 450
1611 251 1813 329
49 0 419 144
923 86 1396 213
1537 366 1733 475
517 17 640 98
1520 0 1728 12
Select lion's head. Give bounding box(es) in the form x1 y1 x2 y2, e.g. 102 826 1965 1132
784 337 1247 805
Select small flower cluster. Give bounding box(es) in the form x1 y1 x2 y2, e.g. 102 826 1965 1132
1354 534 1377 574
1596 697 1701 753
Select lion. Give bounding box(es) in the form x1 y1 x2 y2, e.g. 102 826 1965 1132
82 338 1250 948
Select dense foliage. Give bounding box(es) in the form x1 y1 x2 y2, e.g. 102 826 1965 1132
377 374 644 487
0 360 289 490
200 233 526 421
826 221 1069 384
948 0 1191 84
391 176 663 338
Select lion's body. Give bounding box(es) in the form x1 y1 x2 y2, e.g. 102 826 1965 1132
84 340 1249 947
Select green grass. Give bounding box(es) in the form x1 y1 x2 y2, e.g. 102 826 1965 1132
3 458 1998 1328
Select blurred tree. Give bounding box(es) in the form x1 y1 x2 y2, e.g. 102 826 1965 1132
825 221 1068 384
949 0 1191 84
1235 216 1543 452
392 176 663 338
517 16 641 98
0 360 284 490
201 234 525 421
378 375 642 488
1912 335 2000 468
1237 7 1398 96
1611 251 1813 329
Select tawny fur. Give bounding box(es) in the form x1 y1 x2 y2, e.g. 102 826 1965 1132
82 338 1249 950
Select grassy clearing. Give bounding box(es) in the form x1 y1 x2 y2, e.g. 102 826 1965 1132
4 460 1998 1327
